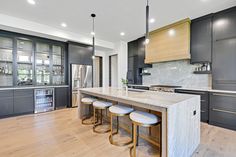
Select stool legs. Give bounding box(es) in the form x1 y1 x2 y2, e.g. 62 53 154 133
82 104 94 125
93 107 111 134
109 113 133 146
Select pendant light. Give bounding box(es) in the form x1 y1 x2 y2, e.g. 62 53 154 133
91 13 96 59
145 0 150 45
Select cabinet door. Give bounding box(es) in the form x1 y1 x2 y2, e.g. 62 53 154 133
210 92 236 130
55 87 68 109
0 90 13 117
14 89 34 114
191 15 212 63
213 8 236 41
212 38 236 90
137 37 152 68
68 43 93 65
128 40 138 57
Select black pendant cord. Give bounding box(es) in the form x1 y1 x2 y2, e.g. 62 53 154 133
146 0 149 44
91 13 96 87
91 14 96 57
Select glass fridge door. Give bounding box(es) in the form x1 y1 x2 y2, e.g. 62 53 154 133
35 43 50 85
0 36 13 86
34 88 54 113
16 39 34 86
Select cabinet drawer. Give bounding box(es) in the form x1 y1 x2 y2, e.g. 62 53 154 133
14 89 34 97
0 90 13 98
210 93 236 111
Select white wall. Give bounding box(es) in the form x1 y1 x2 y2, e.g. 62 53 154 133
114 41 128 88
110 55 118 87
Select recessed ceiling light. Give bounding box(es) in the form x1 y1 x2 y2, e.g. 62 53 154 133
27 0 36 5
120 32 125 36
149 18 155 23
61 23 67 28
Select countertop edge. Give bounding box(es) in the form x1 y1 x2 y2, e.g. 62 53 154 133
0 85 69 90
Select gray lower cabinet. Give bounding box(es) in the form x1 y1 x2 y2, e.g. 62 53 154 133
55 87 68 109
0 90 14 117
175 89 209 122
13 89 34 115
209 92 236 130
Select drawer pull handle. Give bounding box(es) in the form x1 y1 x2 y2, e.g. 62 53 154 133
212 108 236 115
180 91 206 94
201 110 206 113
201 100 205 102
212 93 236 98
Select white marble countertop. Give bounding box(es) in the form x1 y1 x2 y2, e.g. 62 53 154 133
79 87 199 109
0 85 69 90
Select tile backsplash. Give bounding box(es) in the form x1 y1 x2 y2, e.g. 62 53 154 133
142 60 212 88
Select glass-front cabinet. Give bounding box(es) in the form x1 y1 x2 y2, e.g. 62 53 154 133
0 36 13 86
35 43 51 85
0 31 66 87
16 39 34 86
52 45 65 85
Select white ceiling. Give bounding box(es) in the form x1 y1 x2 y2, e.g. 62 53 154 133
0 0 235 43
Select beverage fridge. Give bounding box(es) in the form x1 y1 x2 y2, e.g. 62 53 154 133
34 88 54 113
72 64 92 107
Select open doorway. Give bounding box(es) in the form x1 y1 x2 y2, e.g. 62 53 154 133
93 56 103 87
109 55 118 87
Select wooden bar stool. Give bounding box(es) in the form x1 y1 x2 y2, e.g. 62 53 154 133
93 100 112 134
129 111 161 157
81 97 97 125
109 104 134 146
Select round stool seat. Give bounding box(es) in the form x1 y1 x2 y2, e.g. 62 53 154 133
130 111 159 125
81 97 96 104
93 101 112 109
109 105 134 115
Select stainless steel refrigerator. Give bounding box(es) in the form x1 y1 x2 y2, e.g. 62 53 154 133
72 64 92 107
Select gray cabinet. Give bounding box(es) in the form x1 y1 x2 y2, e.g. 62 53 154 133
13 89 34 114
175 89 209 122
190 15 213 63
209 92 236 130
213 7 236 41
68 43 93 65
212 38 236 90
0 90 13 117
55 87 68 109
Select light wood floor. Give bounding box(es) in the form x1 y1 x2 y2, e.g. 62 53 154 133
0 108 235 157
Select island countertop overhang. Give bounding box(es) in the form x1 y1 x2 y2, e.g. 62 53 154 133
79 87 200 109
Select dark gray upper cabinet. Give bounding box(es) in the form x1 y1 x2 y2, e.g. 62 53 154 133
55 87 68 109
137 37 152 68
68 42 93 65
212 38 236 90
190 14 213 63
128 40 138 57
213 7 236 41
0 90 14 117
209 92 236 130
13 89 34 114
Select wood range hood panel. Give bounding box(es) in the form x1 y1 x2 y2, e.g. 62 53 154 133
145 18 191 63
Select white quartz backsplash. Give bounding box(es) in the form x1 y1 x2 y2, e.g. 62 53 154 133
143 60 211 88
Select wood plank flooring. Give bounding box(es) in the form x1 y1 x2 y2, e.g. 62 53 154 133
0 108 235 157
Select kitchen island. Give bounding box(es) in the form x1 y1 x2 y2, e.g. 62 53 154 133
78 87 200 157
